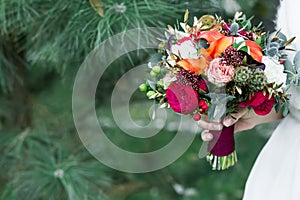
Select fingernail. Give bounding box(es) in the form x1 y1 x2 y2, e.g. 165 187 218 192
223 117 235 127
202 132 213 142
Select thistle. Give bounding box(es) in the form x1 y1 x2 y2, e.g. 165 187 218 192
249 68 267 91
234 66 252 84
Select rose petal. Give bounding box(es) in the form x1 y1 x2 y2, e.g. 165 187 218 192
176 58 208 74
245 40 263 63
238 91 275 116
197 31 224 43
206 36 234 58
166 83 199 114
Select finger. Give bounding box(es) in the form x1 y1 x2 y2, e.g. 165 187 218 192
200 115 221 123
223 108 249 127
230 108 249 119
234 120 255 132
197 119 223 131
223 115 238 127
201 130 214 142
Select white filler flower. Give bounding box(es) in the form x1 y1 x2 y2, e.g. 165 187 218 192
263 56 287 89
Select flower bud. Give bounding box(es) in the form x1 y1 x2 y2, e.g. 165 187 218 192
138 83 148 92
198 99 206 107
193 113 201 121
146 90 156 99
157 80 164 88
152 66 161 73
202 103 209 111
150 70 157 77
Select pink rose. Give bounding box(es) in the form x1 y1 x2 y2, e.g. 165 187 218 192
206 58 235 87
166 82 199 114
238 91 275 116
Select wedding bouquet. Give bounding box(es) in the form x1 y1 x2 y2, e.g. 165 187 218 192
139 10 292 170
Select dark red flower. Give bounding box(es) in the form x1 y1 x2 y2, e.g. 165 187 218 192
176 69 208 93
198 77 208 93
166 82 199 114
238 91 275 116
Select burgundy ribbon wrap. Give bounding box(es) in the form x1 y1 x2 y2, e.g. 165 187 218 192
207 125 235 157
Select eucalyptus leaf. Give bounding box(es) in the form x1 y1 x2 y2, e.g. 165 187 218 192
206 93 235 120
267 47 278 57
230 22 239 35
274 31 287 44
146 80 157 90
282 102 289 117
275 101 281 113
197 39 209 49
270 42 280 48
283 59 294 72
293 51 300 72
149 53 163 66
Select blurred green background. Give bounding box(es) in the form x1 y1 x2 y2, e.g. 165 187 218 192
0 0 281 199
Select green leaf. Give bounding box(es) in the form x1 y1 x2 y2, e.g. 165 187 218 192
233 41 244 49
238 46 250 54
255 36 262 45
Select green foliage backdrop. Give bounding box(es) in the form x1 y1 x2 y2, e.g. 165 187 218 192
0 0 279 199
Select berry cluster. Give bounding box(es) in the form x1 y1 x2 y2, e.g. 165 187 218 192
193 99 210 121
176 69 208 92
220 46 244 67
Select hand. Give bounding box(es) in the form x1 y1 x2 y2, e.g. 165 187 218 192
197 108 283 142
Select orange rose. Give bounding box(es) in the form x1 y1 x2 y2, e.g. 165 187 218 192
195 31 234 59
176 57 209 74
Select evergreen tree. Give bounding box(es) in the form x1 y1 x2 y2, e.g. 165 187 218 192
0 0 279 199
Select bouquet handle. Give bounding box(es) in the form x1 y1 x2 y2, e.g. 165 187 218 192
207 125 237 170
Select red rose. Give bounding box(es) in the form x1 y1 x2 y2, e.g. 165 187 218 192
238 91 275 116
166 82 199 114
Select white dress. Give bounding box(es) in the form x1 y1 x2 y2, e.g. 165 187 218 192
243 1 300 199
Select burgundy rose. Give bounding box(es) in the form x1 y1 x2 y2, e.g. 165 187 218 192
238 91 275 115
166 82 199 114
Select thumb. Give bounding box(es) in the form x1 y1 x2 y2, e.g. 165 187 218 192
223 108 249 127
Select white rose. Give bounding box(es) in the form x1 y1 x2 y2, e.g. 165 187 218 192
170 40 198 59
263 56 287 89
